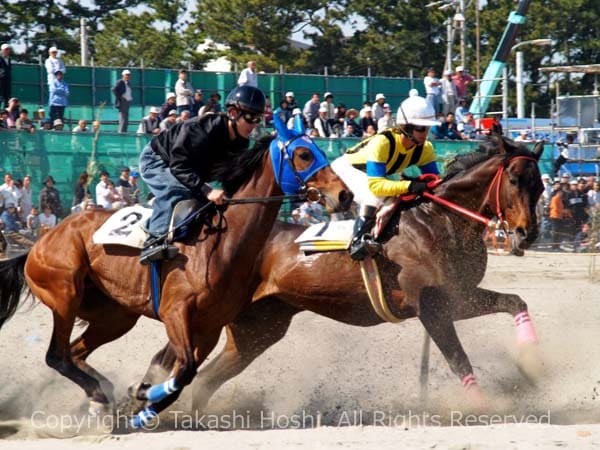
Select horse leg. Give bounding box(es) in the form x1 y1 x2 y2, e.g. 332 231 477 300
192 298 300 412
130 301 221 429
451 287 542 382
70 295 140 412
418 287 487 410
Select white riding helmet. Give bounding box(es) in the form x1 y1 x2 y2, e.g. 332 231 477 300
396 95 440 127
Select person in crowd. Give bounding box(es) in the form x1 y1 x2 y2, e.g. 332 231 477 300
26 205 40 236
52 118 64 131
0 202 21 231
39 205 57 229
313 105 334 138
175 69 194 114
72 171 91 211
331 94 440 260
72 119 89 133
359 106 376 135
209 92 222 113
237 60 258 87
454 97 469 124
105 179 125 209
554 133 575 176
303 93 320 128
587 180 600 210
1 172 21 214
285 91 298 111
138 84 265 264
363 124 377 139
177 110 190 123
452 65 474 99
160 109 178 131
549 181 568 249
298 200 324 225
40 118 52 130
92 120 101 134
342 122 358 138
344 108 362 137
424 67 442 114
573 222 591 253
489 115 503 135
0 109 9 128
39 175 63 218
457 111 477 140
441 69 457 116
116 166 132 203
45 46 66 87
0 43 12 109
567 179 589 233
112 69 133 133
6 97 20 127
320 92 336 126
49 69 69 122
377 104 394 131
137 107 161 135
263 97 273 126
198 98 218 116
95 171 111 209
19 175 33 219
128 171 141 205
514 129 532 142
191 90 204 117
333 103 347 129
15 108 35 133
160 92 177 120
274 99 291 125
372 93 386 122
286 107 306 129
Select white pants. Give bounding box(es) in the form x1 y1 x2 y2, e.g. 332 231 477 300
331 156 384 209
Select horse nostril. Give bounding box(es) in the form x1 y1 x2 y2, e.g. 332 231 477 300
339 190 353 208
516 227 527 239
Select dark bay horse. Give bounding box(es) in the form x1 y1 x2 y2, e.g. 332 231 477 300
0 127 352 426
139 137 545 414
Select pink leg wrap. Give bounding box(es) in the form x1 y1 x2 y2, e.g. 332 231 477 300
462 373 487 410
514 311 539 345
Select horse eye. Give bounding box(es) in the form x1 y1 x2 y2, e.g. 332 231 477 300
509 178 518 185
299 151 312 161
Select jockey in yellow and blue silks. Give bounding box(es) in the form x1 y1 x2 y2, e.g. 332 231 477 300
331 94 440 260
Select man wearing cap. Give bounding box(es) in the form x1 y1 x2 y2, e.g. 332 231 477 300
0 44 12 108
313 105 334 138
191 90 204 117
424 68 442 115
137 107 161 135
441 69 457 116
160 92 177 121
452 66 474 99
372 93 386 122
175 69 194 114
112 70 133 133
285 92 297 111
331 95 440 259
39 175 63 218
159 109 178 131
320 92 336 125
45 46 66 86
49 69 69 123
377 104 394 131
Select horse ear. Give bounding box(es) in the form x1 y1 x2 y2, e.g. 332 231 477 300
532 140 545 161
272 112 294 141
293 113 306 135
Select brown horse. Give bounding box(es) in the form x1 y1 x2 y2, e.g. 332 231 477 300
137 137 545 414
0 131 352 427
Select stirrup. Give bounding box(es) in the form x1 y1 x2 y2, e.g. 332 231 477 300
140 242 179 265
349 235 382 260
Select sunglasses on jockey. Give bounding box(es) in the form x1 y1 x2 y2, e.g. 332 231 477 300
237 110 263 125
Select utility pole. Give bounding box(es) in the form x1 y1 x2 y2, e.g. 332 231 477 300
80 18 89 66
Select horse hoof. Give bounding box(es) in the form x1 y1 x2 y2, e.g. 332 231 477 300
88 400 111 416
127 381 151 400
517 343 545 384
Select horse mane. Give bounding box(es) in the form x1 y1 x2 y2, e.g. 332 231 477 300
212 134 274 196
443 137 533 181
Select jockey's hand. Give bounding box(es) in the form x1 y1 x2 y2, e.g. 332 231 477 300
207 189 225 205
408 181 430 196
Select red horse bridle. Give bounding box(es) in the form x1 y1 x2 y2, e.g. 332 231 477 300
420 155 539 230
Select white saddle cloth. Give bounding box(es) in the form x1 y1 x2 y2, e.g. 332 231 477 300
92 205 153 249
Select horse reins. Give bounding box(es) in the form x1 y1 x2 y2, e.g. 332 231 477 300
423 155 538 230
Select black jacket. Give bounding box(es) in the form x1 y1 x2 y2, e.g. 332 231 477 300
0 56 11 99
112 79 130 109
150 113 249 198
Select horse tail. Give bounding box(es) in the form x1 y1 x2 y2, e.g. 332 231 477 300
0 252 30 330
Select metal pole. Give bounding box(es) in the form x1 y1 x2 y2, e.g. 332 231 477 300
516 51 524 118
502 67 509 136
459 0 466 68
446 18 453 73
80 18 89 66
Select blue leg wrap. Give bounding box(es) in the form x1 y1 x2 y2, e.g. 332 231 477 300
130 406 158 429
146 378 180 403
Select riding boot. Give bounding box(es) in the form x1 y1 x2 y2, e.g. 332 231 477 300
139 236 179 265
349 205 382 260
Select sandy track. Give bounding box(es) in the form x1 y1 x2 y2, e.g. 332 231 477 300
1 251 599 448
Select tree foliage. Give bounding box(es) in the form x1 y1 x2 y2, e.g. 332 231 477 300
0 0 598 113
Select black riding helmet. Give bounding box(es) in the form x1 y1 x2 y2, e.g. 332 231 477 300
225 85 266 115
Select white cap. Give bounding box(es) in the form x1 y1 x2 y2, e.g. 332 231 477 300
1 44 9 50
166 92 175 99
122 69 131 75
541 173 551 179
49 46 58 53
456 65 465 72
383 103 391 112
375 93 385 101
318 105 328 113
323 92 333 98
285 91 294 97
362 106 372 113
292 107 301 115
444 69 453 75
149 106 160 114
168 109 177 116
409 88 419 97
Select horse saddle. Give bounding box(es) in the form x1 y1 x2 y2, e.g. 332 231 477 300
93 200 206 249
